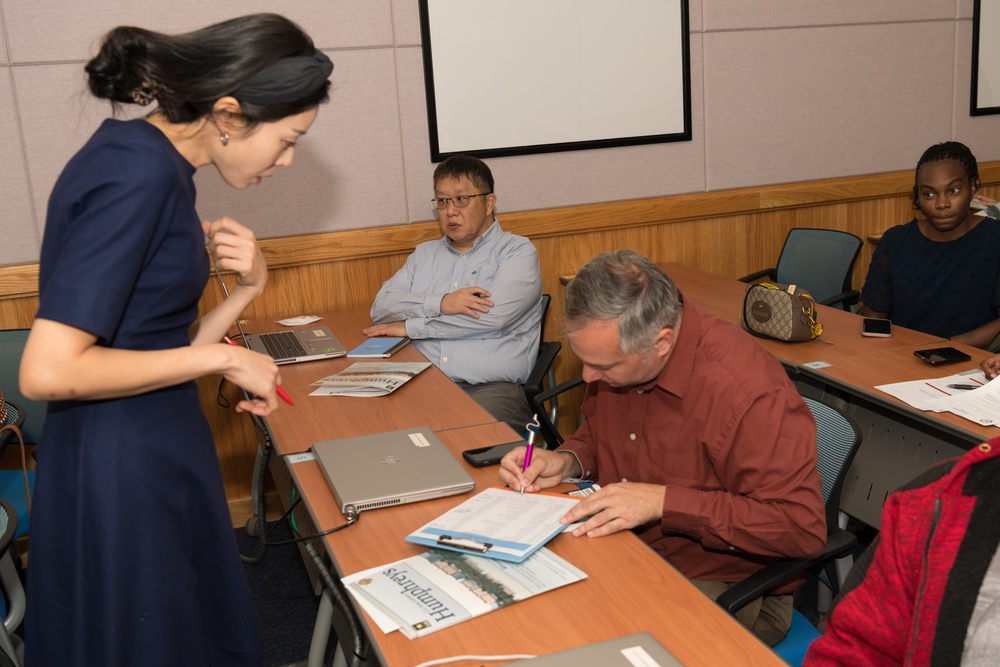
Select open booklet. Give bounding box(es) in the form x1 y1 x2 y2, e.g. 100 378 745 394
342 547 586 639
309 361 432 397
875 370 1000 427
405 486 582 563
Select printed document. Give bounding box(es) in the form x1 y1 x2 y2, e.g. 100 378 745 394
876 371 1000 427
406 486 581 562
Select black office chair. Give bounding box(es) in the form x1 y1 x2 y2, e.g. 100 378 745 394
740 228 863 311
531 376 586 449
524 294 562 435
715 396 862 665
0 330 41 541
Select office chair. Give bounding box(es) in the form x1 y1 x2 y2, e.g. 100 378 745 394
740 228 863 311
523 294 562 434
0 498 24 667
0 330 41 540
531 376 585 449
715 396 862 666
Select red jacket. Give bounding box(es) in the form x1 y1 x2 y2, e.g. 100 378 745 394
805 437 1000 666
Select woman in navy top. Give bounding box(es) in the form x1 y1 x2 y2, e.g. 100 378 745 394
860 141 1000 347
18 14 332 666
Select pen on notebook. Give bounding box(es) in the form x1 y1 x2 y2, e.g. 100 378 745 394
223 336 295 406
948 384 980 391
520 414 540 495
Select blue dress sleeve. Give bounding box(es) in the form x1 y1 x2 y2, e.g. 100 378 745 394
38 135 181 343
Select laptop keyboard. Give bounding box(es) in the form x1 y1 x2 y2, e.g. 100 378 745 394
260 331 308 361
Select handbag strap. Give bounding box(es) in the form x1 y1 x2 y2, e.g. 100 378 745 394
0 424 31 515
797 292 824 338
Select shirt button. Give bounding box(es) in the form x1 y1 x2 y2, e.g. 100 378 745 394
442 357 448 362
629 433 637 441
453 282 459 287
637 389 644 394
621 477 628 483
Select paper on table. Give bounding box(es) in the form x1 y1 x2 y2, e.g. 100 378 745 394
875 371 1000 426
406 487 580 562
875 371 989 412
343 547 586 639
925 377 1000 427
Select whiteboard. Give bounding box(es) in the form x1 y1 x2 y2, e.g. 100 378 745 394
973 0 1000 114
418 0 691 160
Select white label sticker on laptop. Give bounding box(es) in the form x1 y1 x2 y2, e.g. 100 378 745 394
622 646 662 667
409 432 432 448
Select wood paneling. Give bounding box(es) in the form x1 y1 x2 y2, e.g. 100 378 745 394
5 163 1000 524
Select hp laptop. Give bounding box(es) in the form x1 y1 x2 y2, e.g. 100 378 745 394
517 633 684 666
312 426 475 516
244 326 346 365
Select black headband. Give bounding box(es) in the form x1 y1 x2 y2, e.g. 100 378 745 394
232 50 333 106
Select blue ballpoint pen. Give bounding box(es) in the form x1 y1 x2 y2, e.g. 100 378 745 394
520 414 540 495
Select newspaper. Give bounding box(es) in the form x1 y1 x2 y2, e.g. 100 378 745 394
342 547 586 639
309 361 432 397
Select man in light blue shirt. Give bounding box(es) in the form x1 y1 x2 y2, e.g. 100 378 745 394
365 155 543 433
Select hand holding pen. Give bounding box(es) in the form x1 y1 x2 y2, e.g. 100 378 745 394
224 336 295 406
520 413 540 495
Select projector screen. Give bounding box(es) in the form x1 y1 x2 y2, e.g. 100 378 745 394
418 0 692 161
972 0 1000 115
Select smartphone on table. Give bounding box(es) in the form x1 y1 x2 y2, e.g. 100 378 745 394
913 347 972 366
462 441 525 467
861 318 892 338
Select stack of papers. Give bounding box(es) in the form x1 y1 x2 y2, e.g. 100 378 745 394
875 371 1000 427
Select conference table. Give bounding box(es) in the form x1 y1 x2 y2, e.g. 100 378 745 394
250 308 785 667
663 263 999 527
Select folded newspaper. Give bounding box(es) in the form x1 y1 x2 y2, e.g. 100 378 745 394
342 547 586 639
309 361 431 397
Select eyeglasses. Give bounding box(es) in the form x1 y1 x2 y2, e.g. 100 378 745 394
431 193 491 210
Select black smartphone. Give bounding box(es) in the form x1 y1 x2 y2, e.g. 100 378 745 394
462 441 524 467
861 317 892 338
913 347 973 366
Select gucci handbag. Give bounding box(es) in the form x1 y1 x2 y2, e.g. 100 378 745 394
741 282 823 342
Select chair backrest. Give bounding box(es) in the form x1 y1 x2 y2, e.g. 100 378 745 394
801 396 862 530
0 330 45 444
773 228 863 305
524 295 563 432
539 293 551 342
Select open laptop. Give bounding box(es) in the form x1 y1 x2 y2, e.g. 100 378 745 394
312 426 475 516
244 326 346 365
516 633 684 666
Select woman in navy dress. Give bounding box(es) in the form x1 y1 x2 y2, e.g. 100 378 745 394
18 14 332 666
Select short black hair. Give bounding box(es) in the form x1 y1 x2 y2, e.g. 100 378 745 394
433 155 494 194
912 141 980 208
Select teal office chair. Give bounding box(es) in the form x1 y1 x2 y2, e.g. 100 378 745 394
716 396 862 666
740 228 863 311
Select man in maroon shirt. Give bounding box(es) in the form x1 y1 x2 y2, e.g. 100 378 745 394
500 249 826 645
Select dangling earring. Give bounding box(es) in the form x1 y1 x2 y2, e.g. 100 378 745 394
219 132 230 146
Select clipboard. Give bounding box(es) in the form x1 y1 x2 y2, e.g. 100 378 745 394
405 486 581 563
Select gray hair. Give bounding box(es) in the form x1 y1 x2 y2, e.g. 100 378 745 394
565 250 682 354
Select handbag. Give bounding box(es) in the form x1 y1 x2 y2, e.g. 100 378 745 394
741 282 823 342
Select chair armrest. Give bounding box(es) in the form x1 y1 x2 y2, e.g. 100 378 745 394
818 290 860 310
738 268 777 283
524 341 562 402
715 529 857 615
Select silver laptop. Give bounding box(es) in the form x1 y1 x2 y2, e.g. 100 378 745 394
244 326 346 365
516 633 684 666
312 426 475 516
